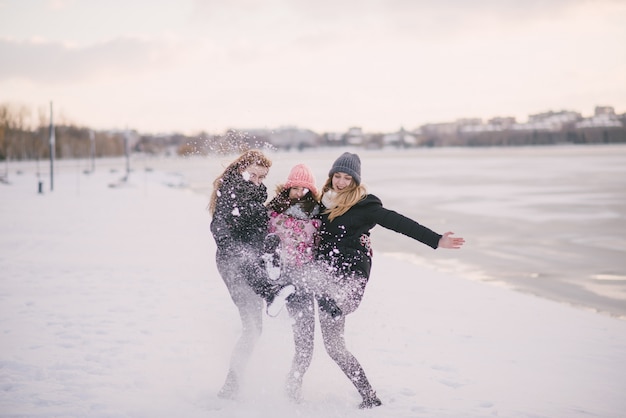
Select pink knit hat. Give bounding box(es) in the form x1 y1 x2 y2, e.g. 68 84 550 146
284 163 318 196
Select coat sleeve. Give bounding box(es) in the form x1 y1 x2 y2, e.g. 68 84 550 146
210 189 235 249
366 195 442 249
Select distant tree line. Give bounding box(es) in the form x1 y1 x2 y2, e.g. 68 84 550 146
2 102 625 162
420 122 626 147
1 104 126 161
137 129 266 157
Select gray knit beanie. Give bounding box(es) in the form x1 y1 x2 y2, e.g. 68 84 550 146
328 152 361 185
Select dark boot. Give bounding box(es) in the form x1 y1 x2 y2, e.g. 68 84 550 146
359 391 382 409
317 296 342 318
353 368 381 409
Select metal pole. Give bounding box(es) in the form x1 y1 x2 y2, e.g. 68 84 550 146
49 101 55 191
37 155 43 194
89 130 95 172
124 130 130 180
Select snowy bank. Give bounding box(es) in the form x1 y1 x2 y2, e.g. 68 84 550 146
1 163 625 418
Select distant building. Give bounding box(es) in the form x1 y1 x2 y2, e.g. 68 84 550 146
421 122 461 146
575 106 622 129
488 117 516 128
456 118 482 126
594 106 616 116
321 132 345 146
266 127 320 150
382 127 419 147
345 127 364 146
573 106 625 143
522 110 581 131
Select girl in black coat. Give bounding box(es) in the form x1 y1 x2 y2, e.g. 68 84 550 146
315 152 465 409
208 149 293 399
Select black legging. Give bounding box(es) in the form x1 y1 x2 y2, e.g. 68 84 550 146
284 266 376 400
319 308 376 399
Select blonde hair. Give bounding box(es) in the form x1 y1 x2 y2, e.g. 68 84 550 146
321 176 366 221
208 150 272 214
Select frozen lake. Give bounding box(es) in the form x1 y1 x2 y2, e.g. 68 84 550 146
159 144 626 319
10 143 626 319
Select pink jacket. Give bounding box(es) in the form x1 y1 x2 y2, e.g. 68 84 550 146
268 204 320 268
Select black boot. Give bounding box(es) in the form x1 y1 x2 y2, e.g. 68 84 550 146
353 367 381 409
317 296 342 318
358 392 382 409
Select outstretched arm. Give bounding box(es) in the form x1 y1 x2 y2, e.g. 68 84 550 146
438 232 465 249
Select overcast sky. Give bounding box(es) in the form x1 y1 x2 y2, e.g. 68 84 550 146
1 0 625 134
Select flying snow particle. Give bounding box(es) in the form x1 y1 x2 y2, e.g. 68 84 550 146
242 171 250 181
232 207 240 216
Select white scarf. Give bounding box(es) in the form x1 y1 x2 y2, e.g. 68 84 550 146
322 189 338 209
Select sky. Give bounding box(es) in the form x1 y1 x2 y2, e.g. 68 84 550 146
1 0 625 135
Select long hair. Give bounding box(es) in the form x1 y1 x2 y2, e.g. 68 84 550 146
321 176 366 221
267 184 320 215
208 150 272 214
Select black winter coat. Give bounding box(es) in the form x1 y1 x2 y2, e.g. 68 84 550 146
210 171 269 254
317 194 442 280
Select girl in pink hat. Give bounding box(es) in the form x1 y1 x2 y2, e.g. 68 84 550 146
266 164 320 272
263 163 322 401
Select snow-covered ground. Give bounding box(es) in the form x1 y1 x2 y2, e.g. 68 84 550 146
1 148 625 417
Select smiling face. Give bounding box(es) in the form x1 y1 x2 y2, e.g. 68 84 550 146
331 172 353 191
243 164 269 186
288 186 308 200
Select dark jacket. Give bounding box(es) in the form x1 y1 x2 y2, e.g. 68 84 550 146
317 194 442 280
210 171 269 254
